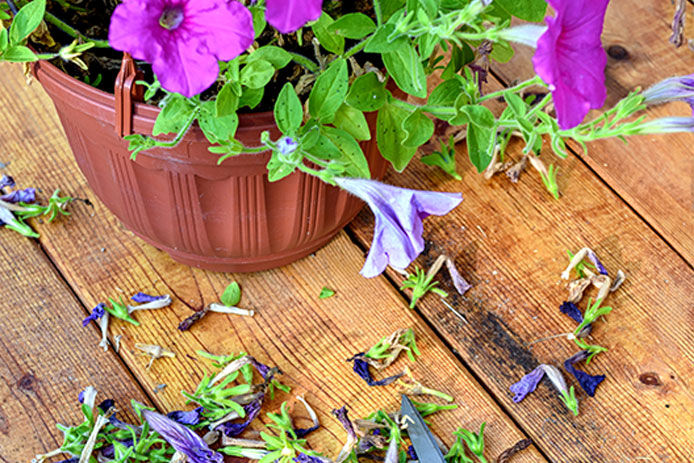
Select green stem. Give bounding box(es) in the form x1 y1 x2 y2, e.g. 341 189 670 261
344 39 367 59
44 12 110 48
287 51 318 73
478 76 544 103
421 386 454 402
154 108 200 148
373 0 383 25
240 144 270 154
389 98 456 118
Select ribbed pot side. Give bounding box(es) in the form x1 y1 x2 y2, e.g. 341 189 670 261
33 60 388 272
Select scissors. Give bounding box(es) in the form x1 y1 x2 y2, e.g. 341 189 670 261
401 394 447 462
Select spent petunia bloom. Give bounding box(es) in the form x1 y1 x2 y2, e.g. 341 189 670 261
131 292 168 304
265 0 323 34
559 301 584 324
642 74 694 114
564 351 606 397
347 353 405 386
0 175 15 189
634 116 694 134
334 178 462 278
168 407 204 426
109 0 254 97
143 409 223 463
82 302 107 327
532 0 610 130
509 366 544 403
1 188 36 204
218 397 263 436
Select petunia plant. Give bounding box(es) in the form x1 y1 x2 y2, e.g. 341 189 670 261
3 0 693 277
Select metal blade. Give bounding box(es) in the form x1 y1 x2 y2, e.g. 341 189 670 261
400 394 447 463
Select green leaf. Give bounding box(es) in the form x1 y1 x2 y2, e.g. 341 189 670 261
402 110 434 147
458 105 496 172
220 282 241 307
198 101 238 144
240 59 275 89
274 83 303 135
312 13 344 54
9 0 45 45
216 83 239 118
0 29 8 52
320 126 370 178
308 59 349 123
490 39 515 63
494 0 547 22
1 45 37 62
318 287 335 299
250 4 267 37
377 102 417 172
333 104 370 141
327 13 376 39
382 43 427 98
247 45 291 69
239 87 264 110
266 153 296 182
152 95 195 136
428 78 464 107
380 0 406 21
364 24 408 53
346 72 386 112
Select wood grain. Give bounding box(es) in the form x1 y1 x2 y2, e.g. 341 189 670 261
0 221 151 461
493 0 694 263
0 64 544 462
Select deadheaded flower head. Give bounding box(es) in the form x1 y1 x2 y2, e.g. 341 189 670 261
510 364 578 415
82 302 107 327
1 187 36 204
332 406 358 463
334 178 462 278
348 354 404 386
509 366 544 403
564 351 606 397
143 409 223 463
168 407 204 426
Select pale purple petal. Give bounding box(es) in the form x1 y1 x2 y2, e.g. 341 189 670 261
265 0 323 34
510 366 544 402
533 0 610 129
642 74 694 114
131 292 167 303
143 410 223 463
334 178 462 278
1 188 36 204
0 175 15 189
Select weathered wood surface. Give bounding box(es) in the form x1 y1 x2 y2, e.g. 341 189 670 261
0 220 151 461
0 65 544 462
494 0 694 263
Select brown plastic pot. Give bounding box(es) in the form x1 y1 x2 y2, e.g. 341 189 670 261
33 56 388 272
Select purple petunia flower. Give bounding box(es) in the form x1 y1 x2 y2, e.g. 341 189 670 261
277 137 298 156
294 424 320 438
143 409 223 463
559 301 583 324
642 74 694 115
131 292 167 303
82 303 107 327
109 0 254 97
586 249 608 276
509 366 545 403
348 354 404 386
564 351 605 397
0 175 15 189
294 454 327 463
334 178 462 278
218 397 263 436
168 407 204 426
1 188 36 204
265 0 323 34
533 0 610 129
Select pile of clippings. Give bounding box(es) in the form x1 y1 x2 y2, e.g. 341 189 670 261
510 247 626 415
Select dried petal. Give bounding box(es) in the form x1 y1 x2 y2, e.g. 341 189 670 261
82 303 107 327
348 354 404 386
559 301 583 324
1 187 36 204
168 407 204 426
178 306 211 331
218 397 263 437
143 410 223 463
564 351 606 397
446 257 472 295
509 366 544 403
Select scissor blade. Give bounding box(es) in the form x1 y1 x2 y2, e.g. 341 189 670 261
401 394 447 463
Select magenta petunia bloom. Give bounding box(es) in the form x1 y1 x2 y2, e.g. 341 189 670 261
109 0 254 97
265 0 323 34
334 178 462 278
532 0 610 130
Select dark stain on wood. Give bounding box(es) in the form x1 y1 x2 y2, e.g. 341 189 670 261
639 372 662 386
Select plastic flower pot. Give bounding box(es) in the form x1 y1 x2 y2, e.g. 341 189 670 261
32 56 388 272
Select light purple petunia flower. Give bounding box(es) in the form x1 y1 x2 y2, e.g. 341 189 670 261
1 188 36 204
642 74 694 115
265 0 323 34
0 175 15 189
167 407 203 426
82 303 107 327
334 178 462 278
277 136 298 156
131 292 167 303
143 409 223 463
109 0 254 97
532 0 610 130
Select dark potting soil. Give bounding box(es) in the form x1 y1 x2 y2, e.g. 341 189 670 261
34 0 381 112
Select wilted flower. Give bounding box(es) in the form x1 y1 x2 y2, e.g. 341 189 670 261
294 395 320 438
0 175 15 189
634 116 694 134
218 397 263 436
642 74 694 114
348 354 404 386
334 178 462 278
109 0 254 97
168 407 204 426
564 351 606 397
82 302 107 327
509 366 544 403
1 188 36 204
131 292 168 304
143 409 223 463
559 301 583 324
333 406 358 463
265 0 323 34
533 0 610 129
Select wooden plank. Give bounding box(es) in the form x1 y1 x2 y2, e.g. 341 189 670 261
346 102 694 460
0 63 545 462
492 0 694 263
0 218 151 461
